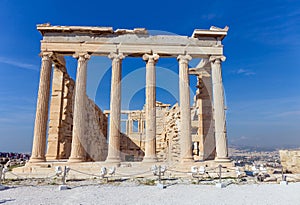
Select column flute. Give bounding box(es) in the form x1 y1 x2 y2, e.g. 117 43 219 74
105 52 125 164
68 53 90 162
210 55 230 162
178 54 194 163
142 53 159 162
30 52 53 163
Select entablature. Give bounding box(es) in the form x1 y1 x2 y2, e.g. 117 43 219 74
38 24 228 58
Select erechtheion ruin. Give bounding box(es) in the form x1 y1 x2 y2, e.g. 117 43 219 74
28 23 230 168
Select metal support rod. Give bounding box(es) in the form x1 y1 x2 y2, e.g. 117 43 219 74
218 164 222 183
281 165 286 181
0 165 3 184
62 166 67 185
192 173 200 184
158 165 162 184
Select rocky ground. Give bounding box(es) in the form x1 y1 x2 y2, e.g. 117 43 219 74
0 179 300 205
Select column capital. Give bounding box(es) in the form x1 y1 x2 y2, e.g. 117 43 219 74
209 55 226 63
143 53 159 63
108 52 125 61
177 54 192 64
73 52 91 61
39 52 54 60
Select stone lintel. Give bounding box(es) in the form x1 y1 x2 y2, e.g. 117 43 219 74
37 24 148 36
192 26 229 40
38 24 224 58
189 68 210 76
40 42 222 58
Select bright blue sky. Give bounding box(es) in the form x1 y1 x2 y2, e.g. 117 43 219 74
0 0 299 152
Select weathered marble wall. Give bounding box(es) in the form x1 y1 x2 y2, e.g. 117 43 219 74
121 100 216 162
46 67 216 162
155 102 171 158
46 67 74 160
58 74 75 159
119 102 172 162
46 70 108 161
280 150 300 173
160 103 181 162
120 132 144 162
194 74 216 160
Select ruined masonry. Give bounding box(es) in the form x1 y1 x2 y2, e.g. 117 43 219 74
280 150 300 173
28 24 231 166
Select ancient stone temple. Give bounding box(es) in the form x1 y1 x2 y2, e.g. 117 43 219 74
29 23 230 166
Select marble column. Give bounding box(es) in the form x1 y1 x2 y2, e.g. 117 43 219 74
68 53 90 163
209 55 230 162
30 52 53 163
105 52 125 163
142 53 159 162
177 54 194 163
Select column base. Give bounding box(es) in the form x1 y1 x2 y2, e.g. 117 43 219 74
29 157 46 163
214 157 231 163
68 157 85 163
142 156 157 163
105 157 121 165
180 157 194 163
45 155 59 161
194 157 204 162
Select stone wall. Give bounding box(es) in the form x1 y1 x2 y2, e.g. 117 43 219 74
155 74 216 162
121 99 216 162
45 69 216 163
194 74 216 160
46 67 74 160
155 102 171 159
57 72 74 159
118 102 173 162
280 150 300 173
120 133 144 161
46 69 108 161
84 98 108 161
159 103 181 162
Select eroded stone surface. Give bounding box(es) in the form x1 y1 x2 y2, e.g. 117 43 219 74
280 150 300 173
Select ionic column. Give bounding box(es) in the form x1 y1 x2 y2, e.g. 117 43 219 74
177 54 194 163
30 52 53 163
209 55 230 162
68 53 90 163
105 52 125 163
142 53 159 162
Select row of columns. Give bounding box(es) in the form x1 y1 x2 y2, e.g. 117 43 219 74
29 52 229 164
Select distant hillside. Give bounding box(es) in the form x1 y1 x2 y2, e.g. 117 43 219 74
229 144 300 152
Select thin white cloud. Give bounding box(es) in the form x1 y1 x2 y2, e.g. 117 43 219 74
235 68 256 76
242 11 300 46
239 136 248 140
0 56 38 71
0 111 35 124
229 135 260 144
273 111 300 118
